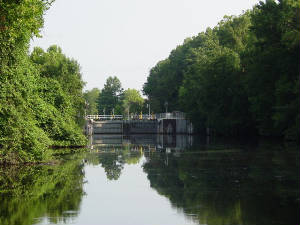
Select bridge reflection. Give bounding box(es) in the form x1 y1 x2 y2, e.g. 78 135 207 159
89 134 194 153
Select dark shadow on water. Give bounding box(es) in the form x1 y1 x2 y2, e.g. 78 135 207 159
0 154 85 225
142 137 299 225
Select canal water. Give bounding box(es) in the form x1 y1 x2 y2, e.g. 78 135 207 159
0 135 299 225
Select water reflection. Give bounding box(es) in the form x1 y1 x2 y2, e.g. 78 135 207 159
85 146 143 180
90 134 194 152
88 134 299 225
86 134 193 180
0 154 85 225
0 136 298 225
142 140 299 225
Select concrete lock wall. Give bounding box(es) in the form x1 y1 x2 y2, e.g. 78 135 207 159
88 119 193 135
157 119 192 134
123 121 157 134
92 134 123 144
176 119 187 133
93 121 123 134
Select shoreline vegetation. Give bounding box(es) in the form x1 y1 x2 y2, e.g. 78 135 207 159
142 0 299 140
0 1 87 165
1 0 299 164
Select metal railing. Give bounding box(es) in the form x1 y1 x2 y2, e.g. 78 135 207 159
86 115 123 120
125 114 156 120
86 111 186 121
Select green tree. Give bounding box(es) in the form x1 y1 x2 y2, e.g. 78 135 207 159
143 2 299 139
179 27 254 135
0 1 87 164
30 46 87 147
97 76 123 115
122 88 144 117
0 0 54 163
244 0 299 139
143 40 195 113
83 88 100 115
30 45 86 124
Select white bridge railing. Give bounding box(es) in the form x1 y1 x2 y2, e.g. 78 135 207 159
86 115 123 120
86 114 155 120
86 112 186 121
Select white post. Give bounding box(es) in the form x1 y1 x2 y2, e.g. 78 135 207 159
128 107 130 120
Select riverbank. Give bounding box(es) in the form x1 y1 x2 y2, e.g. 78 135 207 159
0 147 88 166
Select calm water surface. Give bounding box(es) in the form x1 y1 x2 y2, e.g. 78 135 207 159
0 135 299 225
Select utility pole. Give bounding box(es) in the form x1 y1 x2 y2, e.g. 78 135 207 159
147 104 150 119
84 100 88 118
164 101 168 114
127 106 130 120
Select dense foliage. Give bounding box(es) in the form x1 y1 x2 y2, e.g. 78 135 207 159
122 88 144 116
97 76 123 115
0 0 86 164
92 76 145 116
143 0 299 139
83 88 100 115
29 45 86 146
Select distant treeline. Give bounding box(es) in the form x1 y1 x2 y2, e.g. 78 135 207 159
0 1 86 164
84 76 145 117
143 0 299 140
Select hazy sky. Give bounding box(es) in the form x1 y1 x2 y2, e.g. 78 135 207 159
31 0 259 92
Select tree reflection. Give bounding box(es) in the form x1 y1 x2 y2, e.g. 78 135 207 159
0 154 85 225
99 153 124 180
85 145 143 180
143 142 299 225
